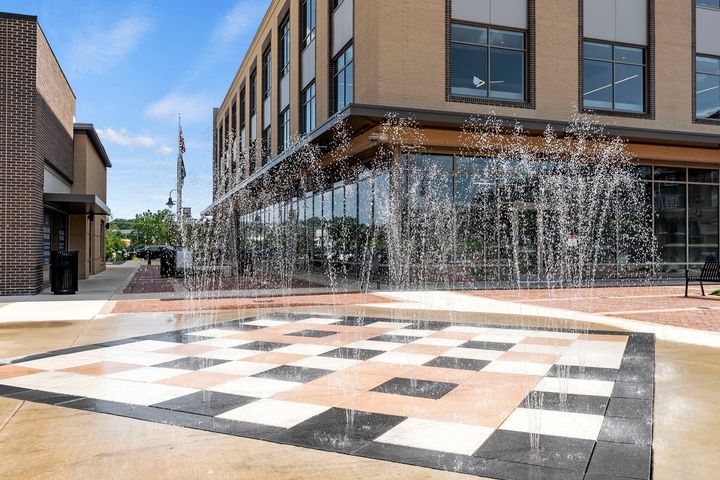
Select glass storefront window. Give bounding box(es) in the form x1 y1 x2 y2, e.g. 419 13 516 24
689 183 719 263
654 167 686 182
374 173 390 226
358 178 373 225
655 183 687 263
688 168 719 183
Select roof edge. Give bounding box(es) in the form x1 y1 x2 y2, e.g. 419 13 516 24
74 123 112 168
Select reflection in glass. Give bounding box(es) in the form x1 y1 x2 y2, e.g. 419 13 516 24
614 63 644 112
358 178 372 225
583 59 613 110
689 184 719 263
655 183 686 263
451 43 488 97
490 48 524 101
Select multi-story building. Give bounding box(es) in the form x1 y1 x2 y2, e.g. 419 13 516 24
205 0 720 282
0 12 111 295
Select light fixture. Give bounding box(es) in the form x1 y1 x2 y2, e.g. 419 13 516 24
166 197 175 208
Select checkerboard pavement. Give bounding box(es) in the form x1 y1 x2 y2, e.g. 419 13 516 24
0 314 654 480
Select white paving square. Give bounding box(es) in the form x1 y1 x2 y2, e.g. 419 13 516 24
200 348 262 361
500 407 604 441
210 376 300 397
202 361 278 376
481 360 553 376
108 352 185 366
558 341 627 369
533 377 615 397
289 356 360 371
117 340 179 352
377 418 494 455
363 321 412 329
386 329 434 338
275 343 336 356
345 340 402 352
296 317 342 325
445 347 504 362
414 337 466 347
186 328 241 338
509 343 570 355
1 371 91 390
104 367 187 383
244 319 289 327
218 399 329 428
192 338 253 348
445 326 487 334
369 351 436 366
472 330 527 343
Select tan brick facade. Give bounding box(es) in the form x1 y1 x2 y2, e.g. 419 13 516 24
209 0 720 208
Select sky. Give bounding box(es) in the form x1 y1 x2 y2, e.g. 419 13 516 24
3 0 271 219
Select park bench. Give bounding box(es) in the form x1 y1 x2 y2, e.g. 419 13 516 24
685 261 720 297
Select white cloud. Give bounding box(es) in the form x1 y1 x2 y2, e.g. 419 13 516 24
97 128 156 148
70 16 152 74
213 0 269 44
145 91 213 124
156 145 173 155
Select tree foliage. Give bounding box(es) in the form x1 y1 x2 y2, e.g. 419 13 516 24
131 209 178 246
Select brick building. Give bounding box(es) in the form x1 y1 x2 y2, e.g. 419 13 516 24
0 12 111 295
205 0 720 282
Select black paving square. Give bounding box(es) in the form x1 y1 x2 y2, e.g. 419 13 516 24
612 381 654 400
276 408 406 453
320 347 383 360
423 356 490 371
586 441 652 479
153 357 229 370
4 389 81 406
473 429 595 472
152 391 258 416
253 365 333 383
459 340 515 351
368 334 417 344
235 341 291 351
286 329 337 338
371 377 458 399
139 332 211 344
606 398 653 419
521 391 609 416
546 364 618 381
403 321 450 331
598 416 653 446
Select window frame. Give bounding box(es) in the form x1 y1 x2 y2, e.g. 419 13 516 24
301 81 316 135
279 107 290 154
696 0 720 10
280 16 291 78
581 40 648 115
332 44 354 114
694 54 720 123
262 47 272 101
301 0 316 50
449 22 528 104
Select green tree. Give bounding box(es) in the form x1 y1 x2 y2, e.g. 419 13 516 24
132 209 178 246
105 225 126 261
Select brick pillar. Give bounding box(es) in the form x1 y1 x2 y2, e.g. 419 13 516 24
0 14 42 295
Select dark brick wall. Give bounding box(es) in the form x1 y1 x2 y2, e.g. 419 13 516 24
0 13 43 295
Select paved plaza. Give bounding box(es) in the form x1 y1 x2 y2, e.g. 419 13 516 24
0 263 718 479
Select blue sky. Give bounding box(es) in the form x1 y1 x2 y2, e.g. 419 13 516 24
3 0 271 219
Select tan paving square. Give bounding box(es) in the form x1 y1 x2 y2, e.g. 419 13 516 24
498 351 560 364
243 352 306 365
0 364 44 381
272 383 360 407
62 361 139 377
157 344 216 356
156 371 239 389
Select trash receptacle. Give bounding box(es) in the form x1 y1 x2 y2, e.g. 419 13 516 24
175 247 193 277
160 247 177 277
51 250 78 294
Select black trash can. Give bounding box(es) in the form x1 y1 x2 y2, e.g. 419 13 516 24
160 247 177 277
51 250 79 294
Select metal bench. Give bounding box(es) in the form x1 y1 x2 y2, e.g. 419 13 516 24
685 261 720 297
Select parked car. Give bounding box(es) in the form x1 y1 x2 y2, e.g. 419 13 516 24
146 245 167 260
135 246 147 259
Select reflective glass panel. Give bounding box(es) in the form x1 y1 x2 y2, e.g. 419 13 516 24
689 184 719 262
688 168 719 183
654 167 686 182
358 178 372 225
697 56 720 75
696 73 720 119
655 183 687 263
614 63 644 112
451 44 488 97
583 59 613 110
490 48 524 100
489 29 524 49
452 24 487 45
614 46 643 65
584 42 612 61
374 173 390 226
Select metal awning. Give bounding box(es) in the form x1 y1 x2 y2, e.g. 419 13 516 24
43 193 111 215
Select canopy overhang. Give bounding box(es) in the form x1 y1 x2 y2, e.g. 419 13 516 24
43 193 111 216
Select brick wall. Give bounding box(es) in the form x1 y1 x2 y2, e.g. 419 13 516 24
0 13 42 295
36 26 74 180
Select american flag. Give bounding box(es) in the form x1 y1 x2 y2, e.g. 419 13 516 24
179 128 186 154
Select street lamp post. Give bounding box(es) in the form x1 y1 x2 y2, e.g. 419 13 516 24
166 189 177 209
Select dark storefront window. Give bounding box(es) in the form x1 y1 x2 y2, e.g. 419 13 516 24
696 56 720 120
583 41 645 113
655 183 686 263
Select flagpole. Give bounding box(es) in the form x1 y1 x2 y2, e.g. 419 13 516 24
177 114 183 243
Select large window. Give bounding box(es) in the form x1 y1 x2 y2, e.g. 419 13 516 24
696 56 720 120
302 82 316 134
262 48 272 101
697 0 720 8
280 18 290 77
249 72 257 174
262 126 271 165
279 108 290 154
450 24 525 101
301 0 316 49
333 45 353 113
583 41 645 113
